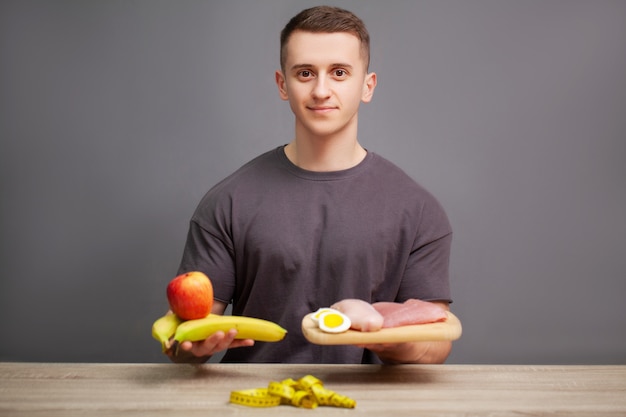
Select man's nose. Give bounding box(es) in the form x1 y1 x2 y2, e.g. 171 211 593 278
311 76 331 99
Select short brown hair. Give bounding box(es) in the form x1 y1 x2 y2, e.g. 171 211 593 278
280 6 370 71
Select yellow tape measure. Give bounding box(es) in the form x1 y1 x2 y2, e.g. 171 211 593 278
229 388 281 407
229 374 356 409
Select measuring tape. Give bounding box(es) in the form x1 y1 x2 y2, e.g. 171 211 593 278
229 374 356 409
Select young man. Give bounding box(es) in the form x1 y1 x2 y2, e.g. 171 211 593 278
169 6 453 364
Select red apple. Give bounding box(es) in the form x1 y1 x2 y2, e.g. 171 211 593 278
166 271 214 320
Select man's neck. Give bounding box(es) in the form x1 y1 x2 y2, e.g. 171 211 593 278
284 137 366 172
284 121 367 171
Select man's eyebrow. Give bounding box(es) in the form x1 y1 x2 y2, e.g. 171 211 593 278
289 63 354 72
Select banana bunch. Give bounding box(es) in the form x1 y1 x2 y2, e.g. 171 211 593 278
151 312 287 350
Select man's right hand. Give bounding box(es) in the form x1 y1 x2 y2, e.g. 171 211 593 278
166 329 254 363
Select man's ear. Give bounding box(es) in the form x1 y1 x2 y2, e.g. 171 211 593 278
275 70 289 101
361 71 377 103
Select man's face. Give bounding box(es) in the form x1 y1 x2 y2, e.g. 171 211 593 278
276 31 376 139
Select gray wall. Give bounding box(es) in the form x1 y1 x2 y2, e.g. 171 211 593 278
1 0 624 364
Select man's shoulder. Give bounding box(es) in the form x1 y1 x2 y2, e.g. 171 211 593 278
231 146 283 176
195 147 282 203
213 147 284 186
368 153 431 193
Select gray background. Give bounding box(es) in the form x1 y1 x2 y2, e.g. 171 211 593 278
1 0 625 364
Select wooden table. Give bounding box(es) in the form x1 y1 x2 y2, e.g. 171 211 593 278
1 362 625 416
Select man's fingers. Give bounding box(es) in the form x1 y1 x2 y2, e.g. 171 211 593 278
178 329 254 357
229 338 255 349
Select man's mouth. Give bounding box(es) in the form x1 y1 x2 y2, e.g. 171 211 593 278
308 106 337 113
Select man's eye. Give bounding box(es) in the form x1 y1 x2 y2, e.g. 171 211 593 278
334 69 347 77
299 70 312 78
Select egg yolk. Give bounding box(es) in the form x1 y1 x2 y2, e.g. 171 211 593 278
317 310 351 333
322 313 345 328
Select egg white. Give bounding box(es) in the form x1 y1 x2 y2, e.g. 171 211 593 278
310 307 338 323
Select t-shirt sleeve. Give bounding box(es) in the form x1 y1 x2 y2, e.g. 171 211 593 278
399 232 452 302
177 218 236 304
397 195 453 303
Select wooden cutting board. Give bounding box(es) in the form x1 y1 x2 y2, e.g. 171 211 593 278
301 311 462 345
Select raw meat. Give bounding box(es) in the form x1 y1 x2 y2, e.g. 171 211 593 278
330 299 384 332
372 299 447 328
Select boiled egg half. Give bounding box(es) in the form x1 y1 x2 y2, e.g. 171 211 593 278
317 309 351 333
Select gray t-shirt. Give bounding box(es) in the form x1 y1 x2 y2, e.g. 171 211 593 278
178 146 452 363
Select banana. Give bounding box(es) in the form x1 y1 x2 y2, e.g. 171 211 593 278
174 315 287 343
152 312 183 351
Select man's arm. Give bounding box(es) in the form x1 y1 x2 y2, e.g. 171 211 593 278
358 301 453 364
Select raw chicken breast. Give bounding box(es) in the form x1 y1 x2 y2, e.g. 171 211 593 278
372 299 448 328
330 299 384 332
